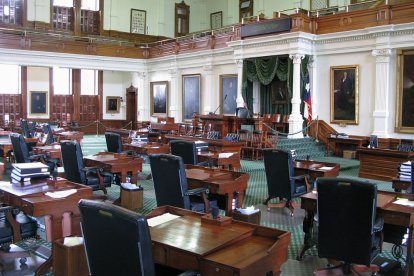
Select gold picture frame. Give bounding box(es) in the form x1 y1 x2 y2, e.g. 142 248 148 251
220 75 237 115
29 91 48 115
106 96 120 113
330 65 359 125
150 81 169 117
395 49 414 133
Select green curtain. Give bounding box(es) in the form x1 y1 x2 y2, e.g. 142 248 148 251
242 55 308 115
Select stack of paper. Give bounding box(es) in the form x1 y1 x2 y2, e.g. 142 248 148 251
398 161 412 181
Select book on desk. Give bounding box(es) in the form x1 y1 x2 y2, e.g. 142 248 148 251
12 162 49 174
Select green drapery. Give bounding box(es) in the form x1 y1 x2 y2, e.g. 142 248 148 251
242 55 309 115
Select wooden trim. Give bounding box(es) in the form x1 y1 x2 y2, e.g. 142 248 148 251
72 69 80 121
73 0 81 36
21 66 27 119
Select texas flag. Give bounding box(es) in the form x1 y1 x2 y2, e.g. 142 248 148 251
303 75 312 123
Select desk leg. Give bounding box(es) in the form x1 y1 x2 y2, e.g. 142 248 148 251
297 209 316 261
404 225 413 276
35 255 52 276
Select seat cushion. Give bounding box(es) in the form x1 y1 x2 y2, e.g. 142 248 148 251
15 213 38 238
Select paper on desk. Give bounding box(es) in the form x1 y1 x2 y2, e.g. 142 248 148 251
218 152 234 158
45 189 77 198
235 206 259 215
63 236 84 247
318 166 334 171
147 213 180 227
393 198 414 207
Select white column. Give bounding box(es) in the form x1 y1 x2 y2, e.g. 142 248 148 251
371 49 393 138
289 54 305 138
308 56 317 120
203 63 214 114
236 59 245 108
134 72 148 121
169 67 181 122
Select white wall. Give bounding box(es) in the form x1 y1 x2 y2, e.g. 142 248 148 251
27 66 50 120
102 71 133 120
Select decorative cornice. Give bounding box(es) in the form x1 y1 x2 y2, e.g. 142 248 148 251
372 49 394 63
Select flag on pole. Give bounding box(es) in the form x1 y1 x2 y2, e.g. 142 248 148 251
303 75 312 122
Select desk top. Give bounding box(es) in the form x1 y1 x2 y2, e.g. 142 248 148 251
357 147 414 157
147 206 290 274
85 153 143 164
185 165 248 183
164 134 245 147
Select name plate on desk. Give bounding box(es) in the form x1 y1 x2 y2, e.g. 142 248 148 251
47 177 69 188
201 214 231 226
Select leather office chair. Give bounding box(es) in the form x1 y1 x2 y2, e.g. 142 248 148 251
170 140 209 166
60 140 112 194
10 133 46 164
78 199 155 276
262 149 310 216
20 119 34 138
149 154 216 213
105 132 124 153
42 123 56 145
315 178 383 275
0 206 38 270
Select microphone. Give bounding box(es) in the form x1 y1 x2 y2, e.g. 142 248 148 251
212 94 227 114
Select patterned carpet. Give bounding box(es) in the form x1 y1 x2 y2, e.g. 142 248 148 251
9 135 407 275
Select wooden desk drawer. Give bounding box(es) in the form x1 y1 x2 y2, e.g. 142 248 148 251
201 261 234 276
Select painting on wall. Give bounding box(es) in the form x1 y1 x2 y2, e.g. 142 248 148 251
220 75 237 115
210 11 223 29
29 91 48 115
150 81 168 116
106 96 120 113
182 74 201 121
395 49 414 133
330 65 359 125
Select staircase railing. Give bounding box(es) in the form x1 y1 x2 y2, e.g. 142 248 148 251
308 119 337 153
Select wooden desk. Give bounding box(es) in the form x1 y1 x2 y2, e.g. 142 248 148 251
84 153 143 184
197 151 241 171
298 191 414 275
147 206 291 275
164 134 245 154
357 148 414 181
294 159 340 180
327 136 369 157
54 131 84 143
185 165 249 215
123 142 170 155
392 177 411 192
33 144 62 160
0 179 93 275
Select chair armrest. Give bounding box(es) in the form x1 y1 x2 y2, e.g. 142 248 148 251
81 166 101 174
290 174 310 181
373 217 384 233
185 187 209 196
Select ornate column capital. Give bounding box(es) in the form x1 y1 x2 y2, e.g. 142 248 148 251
372 49 393 63
289 54 304 64
235 59 244 68
136 72 146 79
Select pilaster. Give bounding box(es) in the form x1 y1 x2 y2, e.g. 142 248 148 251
289 54 305 138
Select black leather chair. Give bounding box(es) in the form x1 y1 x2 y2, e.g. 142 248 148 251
10 133 46 164
149 154 216 213
315 178 383 275
20 119 35 138
60 140 112 194
0 206 37 268
42 123 56 145
262 149 310 216
170 140 209 166
79 199 155 276
105 131 136 155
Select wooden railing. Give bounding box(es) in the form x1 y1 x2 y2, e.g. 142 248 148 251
0 1 412 59
308 119 336 152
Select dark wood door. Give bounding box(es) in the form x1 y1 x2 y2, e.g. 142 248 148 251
126 85 137 129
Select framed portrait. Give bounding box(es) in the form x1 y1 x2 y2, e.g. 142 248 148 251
131 9 146 34
330 65 359 125
106 96 120 113
220 75 237 115
271 81 288 104
29 91 48 115
182 74 201 121
211 11 223 29
150 81 169 116
395 49 414 133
